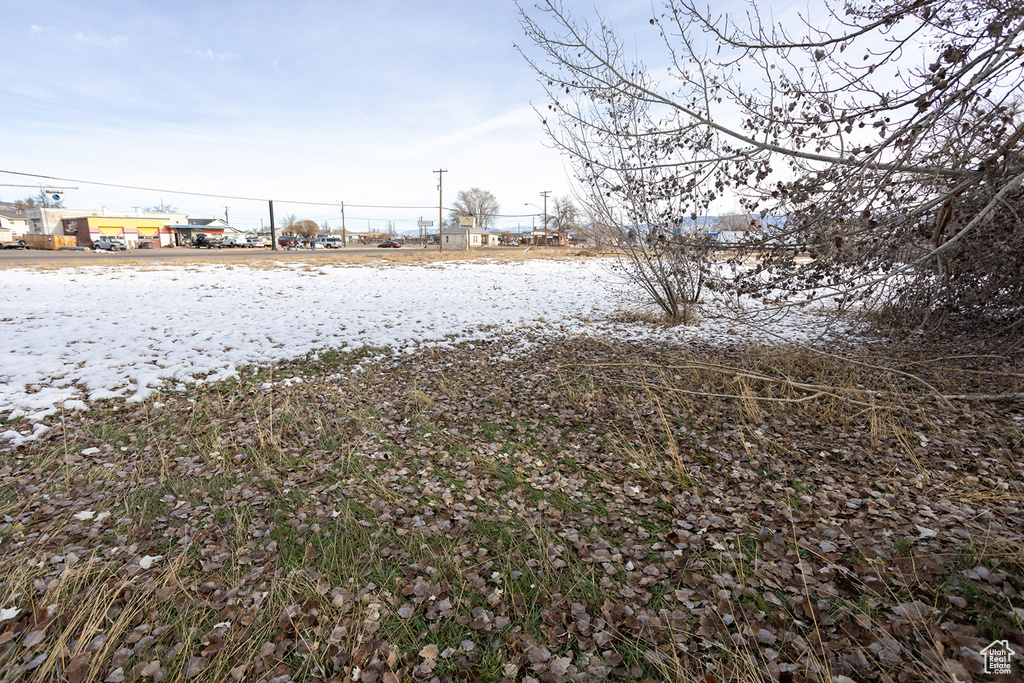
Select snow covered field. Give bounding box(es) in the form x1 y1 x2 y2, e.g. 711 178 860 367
1 258 857 440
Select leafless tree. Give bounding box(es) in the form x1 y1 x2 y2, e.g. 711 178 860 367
579 208 621 250
293 220 320 238
714 213 758 233
586 178 719 323
549 195 583 235
143 204 178 214
11 191 64 210
279 213 298 236
448 188 500 230
517 0 1024 342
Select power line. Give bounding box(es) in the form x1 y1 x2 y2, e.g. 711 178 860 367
0 168 437 211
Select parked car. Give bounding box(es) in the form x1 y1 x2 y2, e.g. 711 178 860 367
1 239 30 250
93 237 127 251
278 235 299 248
246 236 270 248
315 236 344 249
378 240 402 248
221 237 242 248
192 235 223 249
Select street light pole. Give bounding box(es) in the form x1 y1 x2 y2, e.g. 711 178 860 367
525 203 544 247
540 191 551 245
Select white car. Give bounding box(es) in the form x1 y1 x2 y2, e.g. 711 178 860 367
315 236 344 248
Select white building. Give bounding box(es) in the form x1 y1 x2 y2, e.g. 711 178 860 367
0 209 30 238
441 225 497 247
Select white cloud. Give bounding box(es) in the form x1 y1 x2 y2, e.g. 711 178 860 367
188 48 241 61
73 32 128 48
434 108 539 148
24 25 125 48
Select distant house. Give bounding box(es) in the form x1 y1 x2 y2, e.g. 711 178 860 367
353 231 390 244
0 209 29 238
527 228 564 246
441 225 497 247
497 231 523 245
565 229 589 245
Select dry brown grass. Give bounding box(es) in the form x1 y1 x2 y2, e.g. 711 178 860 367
0 246 599 272
2 327 1020 681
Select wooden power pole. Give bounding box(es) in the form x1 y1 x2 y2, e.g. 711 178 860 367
434 169 447 252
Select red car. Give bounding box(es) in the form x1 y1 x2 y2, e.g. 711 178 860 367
378 240 402 248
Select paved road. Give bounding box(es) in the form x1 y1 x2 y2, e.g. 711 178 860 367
0 244 448 266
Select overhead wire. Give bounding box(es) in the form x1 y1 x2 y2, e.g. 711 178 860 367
0 168 438 210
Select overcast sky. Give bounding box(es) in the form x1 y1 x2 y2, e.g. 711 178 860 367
0 1 648 232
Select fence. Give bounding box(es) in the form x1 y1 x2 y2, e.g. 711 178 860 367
21 234 78 250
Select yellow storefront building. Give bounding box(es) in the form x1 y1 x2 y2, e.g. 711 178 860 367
62 216 177 249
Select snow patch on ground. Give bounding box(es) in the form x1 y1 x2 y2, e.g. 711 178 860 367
1 259 864 443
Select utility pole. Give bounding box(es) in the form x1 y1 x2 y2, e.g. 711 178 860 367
224 206 230 225
434 169 447 252
540 191 551 245
340 201 346 247
269 200 278 251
